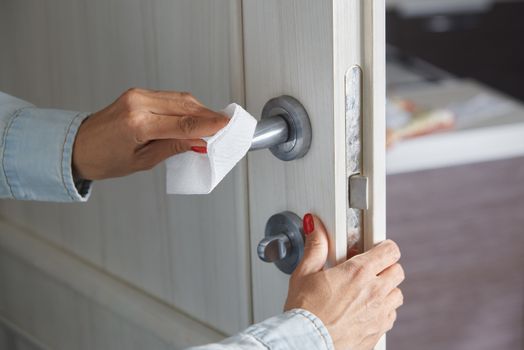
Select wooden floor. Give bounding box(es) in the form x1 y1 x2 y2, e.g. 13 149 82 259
387 156 524 350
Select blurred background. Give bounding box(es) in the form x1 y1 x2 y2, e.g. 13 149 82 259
384 0 524 349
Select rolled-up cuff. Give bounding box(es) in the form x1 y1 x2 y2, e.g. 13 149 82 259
245 309 334 350
3 107 92 202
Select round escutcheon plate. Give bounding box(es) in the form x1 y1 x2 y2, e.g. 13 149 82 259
261 95 312 161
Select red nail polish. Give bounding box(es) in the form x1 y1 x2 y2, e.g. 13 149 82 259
191 146 207 154
303 213 314 235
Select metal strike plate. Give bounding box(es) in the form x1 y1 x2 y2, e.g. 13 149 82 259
349 174 369 210
257 211 305 275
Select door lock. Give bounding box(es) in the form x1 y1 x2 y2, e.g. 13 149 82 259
257 211 305 274
249 95 312 161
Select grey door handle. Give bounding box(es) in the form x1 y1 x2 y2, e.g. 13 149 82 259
257 211 305 274
257 233 291 263
249 95 312 161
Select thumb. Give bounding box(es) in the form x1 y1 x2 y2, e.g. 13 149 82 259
294 213 329 277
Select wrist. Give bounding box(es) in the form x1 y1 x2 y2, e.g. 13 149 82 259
71 114 92 180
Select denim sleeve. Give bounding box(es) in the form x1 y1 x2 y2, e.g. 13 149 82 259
0 92 92 202
188 309 334 350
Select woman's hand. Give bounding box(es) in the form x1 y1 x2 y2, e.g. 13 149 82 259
285 214 404 350
72 88 229 180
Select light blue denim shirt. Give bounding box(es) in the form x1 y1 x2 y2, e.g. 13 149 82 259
0 92 91 201
189 309 334 350
0 91 335 350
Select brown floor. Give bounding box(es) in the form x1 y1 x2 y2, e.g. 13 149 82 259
387 157 524 350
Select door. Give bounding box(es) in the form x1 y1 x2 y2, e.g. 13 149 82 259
0 0 250 345
243 0 386 345
0 0 385 348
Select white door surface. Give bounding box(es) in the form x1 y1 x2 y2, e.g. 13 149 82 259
0 0 385 349
244 0 386 324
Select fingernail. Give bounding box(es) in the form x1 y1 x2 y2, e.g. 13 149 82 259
191 146 207 154
303 213 315 235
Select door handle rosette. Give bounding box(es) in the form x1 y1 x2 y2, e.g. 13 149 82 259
249 95 312 161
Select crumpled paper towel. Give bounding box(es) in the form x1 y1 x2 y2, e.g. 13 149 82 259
166 103 257 194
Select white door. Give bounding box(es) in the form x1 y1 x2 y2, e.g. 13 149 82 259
244 0 386 320
0 0 385 348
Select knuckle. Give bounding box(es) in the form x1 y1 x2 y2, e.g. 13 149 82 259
369 282 385 300
398 291 404 306
178 116 198 135
384 239 401 259
366 297 383 311
395 288 404 306
182 99 203 114
125 111 142 128
395 264 406 281
346 259 368 277
179 91 193 99
387 287 404 309
169 141 186 155
180 91 201 104
387 311 397 330
179 92 201 111
121 88 143 108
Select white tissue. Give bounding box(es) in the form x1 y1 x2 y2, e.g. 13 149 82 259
166 103 257 194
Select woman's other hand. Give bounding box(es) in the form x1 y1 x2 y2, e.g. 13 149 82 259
285 214 404 350
72 88 229 180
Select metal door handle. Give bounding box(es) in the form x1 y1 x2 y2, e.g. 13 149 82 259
249 115 288 151
257 233 291 263
249 95 312 161
257 211 305 274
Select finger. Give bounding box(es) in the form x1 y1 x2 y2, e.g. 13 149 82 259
361 311 397 344
293 214 329 277
348 239 401 276
377 263 405 292
148 90 206 106
143 114 230 140
385 309 398 332
385 288 404 310
359 333 384 350
136 138 206 168
144 91 226 118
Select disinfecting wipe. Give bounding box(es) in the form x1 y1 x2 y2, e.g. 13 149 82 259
165 103 257 194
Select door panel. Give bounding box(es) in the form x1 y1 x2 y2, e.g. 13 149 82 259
0 225 222 349
0 0 249 335
244 0 386 330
